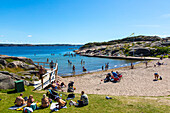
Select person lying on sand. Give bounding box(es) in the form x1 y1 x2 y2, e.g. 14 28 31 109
104 73 111 82
14 93 26 106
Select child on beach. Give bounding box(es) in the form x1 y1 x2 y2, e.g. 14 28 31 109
154 73 159 80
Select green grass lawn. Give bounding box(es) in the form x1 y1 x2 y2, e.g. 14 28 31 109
0 86 169 113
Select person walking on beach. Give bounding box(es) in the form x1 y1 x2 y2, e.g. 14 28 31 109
39 65 45 88
47 58 49 63
50 60 54 71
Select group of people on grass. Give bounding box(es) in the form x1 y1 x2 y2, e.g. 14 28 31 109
104 71 122 83
14 90 89 112
14 93 50 108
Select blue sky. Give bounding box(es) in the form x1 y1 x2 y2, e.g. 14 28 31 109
0 0 170 44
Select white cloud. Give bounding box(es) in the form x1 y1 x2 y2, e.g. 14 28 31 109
134 25 160 28
27 35 32 37
156 34 170 38
161 14 170 18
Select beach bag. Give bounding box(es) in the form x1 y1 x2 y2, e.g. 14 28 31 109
67 94 75 100
118 75 122 78
160 76 162 80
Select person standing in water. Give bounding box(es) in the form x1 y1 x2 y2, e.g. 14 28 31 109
102 66 104 70
83 66 87 72
73 65 75 72
81 59 83 65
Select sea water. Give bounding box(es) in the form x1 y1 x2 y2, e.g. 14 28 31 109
0 46 139 76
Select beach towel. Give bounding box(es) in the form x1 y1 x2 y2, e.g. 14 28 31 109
47 89 59 100
23 107 33 113
50 103 67 111
9 104 27 110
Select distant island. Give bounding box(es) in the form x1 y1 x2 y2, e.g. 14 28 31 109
0 44 83 47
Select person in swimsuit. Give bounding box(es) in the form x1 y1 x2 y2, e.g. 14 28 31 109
39 65 45 88
56 97 66 109
14 93 26 106
41 94 50 108
27 95 35 107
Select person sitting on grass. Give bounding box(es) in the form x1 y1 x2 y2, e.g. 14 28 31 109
27 95 35 107
55 97 66 110
52 81 63 92
41 94 50 108
76 91 88 107
14 93 26 106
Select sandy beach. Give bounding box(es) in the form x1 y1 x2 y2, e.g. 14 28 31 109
60 58 170 96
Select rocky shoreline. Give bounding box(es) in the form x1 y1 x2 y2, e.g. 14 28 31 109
0 55 40 89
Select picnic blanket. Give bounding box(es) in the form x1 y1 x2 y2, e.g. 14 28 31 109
50 103 67 111
9 104 27 110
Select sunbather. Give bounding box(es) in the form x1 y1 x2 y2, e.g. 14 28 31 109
27 95 35 107
41 94 50 108
55 97 66 110
14 93 26 106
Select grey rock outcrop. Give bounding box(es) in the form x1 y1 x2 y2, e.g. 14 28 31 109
7 61 36 70
129 48 151 56
150 41 162 47
0 59 7 66
0 64 5 69
32 75 39 81
25 65 36 70
0 73 15 89
25 75 31 79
